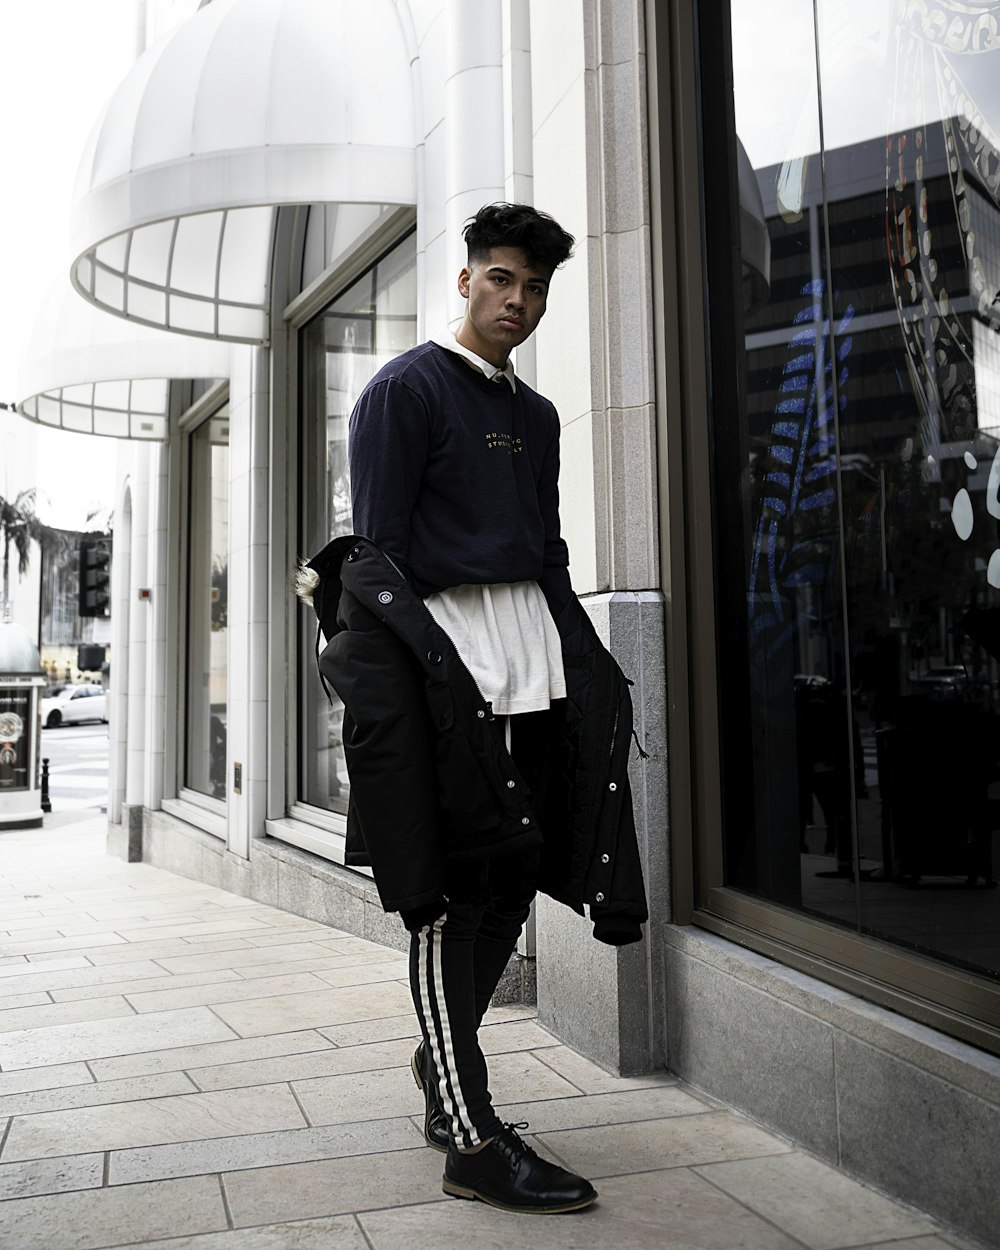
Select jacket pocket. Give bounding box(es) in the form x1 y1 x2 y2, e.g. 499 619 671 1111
320 630 447 907
425 682 515 843
425 682 454 732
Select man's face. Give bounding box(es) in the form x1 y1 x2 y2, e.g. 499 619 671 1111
455 247 551 367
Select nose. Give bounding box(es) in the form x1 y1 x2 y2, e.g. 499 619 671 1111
506 286 526 310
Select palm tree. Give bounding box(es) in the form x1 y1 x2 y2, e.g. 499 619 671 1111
0 488 40 618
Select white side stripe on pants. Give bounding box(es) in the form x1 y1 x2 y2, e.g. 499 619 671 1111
416 915 479 1147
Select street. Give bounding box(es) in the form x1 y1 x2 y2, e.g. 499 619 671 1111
39 723 109 814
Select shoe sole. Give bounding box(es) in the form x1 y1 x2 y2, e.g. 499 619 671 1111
411 1050 448 1154
442 1176 598 1214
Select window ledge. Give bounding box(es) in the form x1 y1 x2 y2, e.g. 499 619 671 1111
693 898 1000 1058
161 795 227 840
264 810 372 879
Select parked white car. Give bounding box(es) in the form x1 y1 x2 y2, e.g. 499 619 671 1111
40 684 108 728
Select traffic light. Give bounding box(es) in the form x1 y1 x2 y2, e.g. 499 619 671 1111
79 541 111 618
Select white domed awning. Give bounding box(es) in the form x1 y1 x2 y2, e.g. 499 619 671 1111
70 0 416 345
18 281 230 440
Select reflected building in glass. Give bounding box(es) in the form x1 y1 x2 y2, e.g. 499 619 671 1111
691 12 1000 1232
727 106 1000 974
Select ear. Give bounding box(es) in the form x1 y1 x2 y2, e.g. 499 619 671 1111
457 266 472 299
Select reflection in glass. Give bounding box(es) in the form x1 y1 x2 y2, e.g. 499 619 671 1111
299 233 417 814
723 2 1000 983
186 408 229 800
301 204 399 290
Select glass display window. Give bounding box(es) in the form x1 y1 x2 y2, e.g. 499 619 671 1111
298 231 417 815
184 406 230 802
699 1 1000 1034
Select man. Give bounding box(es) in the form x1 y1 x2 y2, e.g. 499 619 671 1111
302 204 647 1214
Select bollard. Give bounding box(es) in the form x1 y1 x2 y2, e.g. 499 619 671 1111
41 757 52 814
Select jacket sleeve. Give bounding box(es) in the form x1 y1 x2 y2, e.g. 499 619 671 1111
589 783 648 945
348 377 431 578
582 645 649 946
587 731 649 946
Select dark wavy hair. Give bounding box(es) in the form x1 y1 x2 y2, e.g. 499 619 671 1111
463 203 575 274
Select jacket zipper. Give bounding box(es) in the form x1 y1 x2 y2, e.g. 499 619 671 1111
606 704 620 773
584 692 620 902
377 547 407 583
451 650 494 720
434 620 497 726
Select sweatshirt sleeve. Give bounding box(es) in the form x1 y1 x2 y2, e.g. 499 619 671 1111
537 408 573 612
348 377 431 576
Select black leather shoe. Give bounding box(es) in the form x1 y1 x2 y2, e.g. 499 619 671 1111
443 1121 598 1213
411 1041 449 1152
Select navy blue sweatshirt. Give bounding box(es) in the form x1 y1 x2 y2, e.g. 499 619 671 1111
348 342 571 604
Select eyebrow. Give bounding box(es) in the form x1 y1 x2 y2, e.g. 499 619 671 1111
486 265 549 288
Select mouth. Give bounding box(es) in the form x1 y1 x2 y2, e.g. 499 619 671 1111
498 317 524 330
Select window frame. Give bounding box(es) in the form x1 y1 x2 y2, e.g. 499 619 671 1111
266 206 417 865
171 383 231 838
648 0 1000 1055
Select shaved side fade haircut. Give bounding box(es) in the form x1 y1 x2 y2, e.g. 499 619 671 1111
463 203 575 275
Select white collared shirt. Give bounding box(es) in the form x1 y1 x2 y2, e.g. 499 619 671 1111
430 330 517 392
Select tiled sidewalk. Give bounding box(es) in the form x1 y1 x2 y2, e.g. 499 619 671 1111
0 817 982 1250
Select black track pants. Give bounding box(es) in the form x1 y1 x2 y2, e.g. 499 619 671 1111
406 849 538 1149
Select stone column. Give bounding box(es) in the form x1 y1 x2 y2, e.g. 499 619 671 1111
530 0 668 1074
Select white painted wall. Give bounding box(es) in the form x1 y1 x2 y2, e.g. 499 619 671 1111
143 441 169 812
528 0 659 596
125 448 150 810
529 0 599 594
225 344 269 859
108 481 132 825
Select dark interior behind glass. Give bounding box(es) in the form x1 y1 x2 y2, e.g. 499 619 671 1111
706 1 1000 989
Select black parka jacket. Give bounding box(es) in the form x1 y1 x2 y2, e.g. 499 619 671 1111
305 535 648 946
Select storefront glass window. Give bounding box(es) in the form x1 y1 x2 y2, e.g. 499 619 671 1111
185 407 229 800
299 232 417 814
714 1 1000 985
300 204 399 289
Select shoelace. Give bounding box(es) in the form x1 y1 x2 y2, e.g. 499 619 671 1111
496 1121 538 1162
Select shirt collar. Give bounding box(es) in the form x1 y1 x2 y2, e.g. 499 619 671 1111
430 331 517 393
